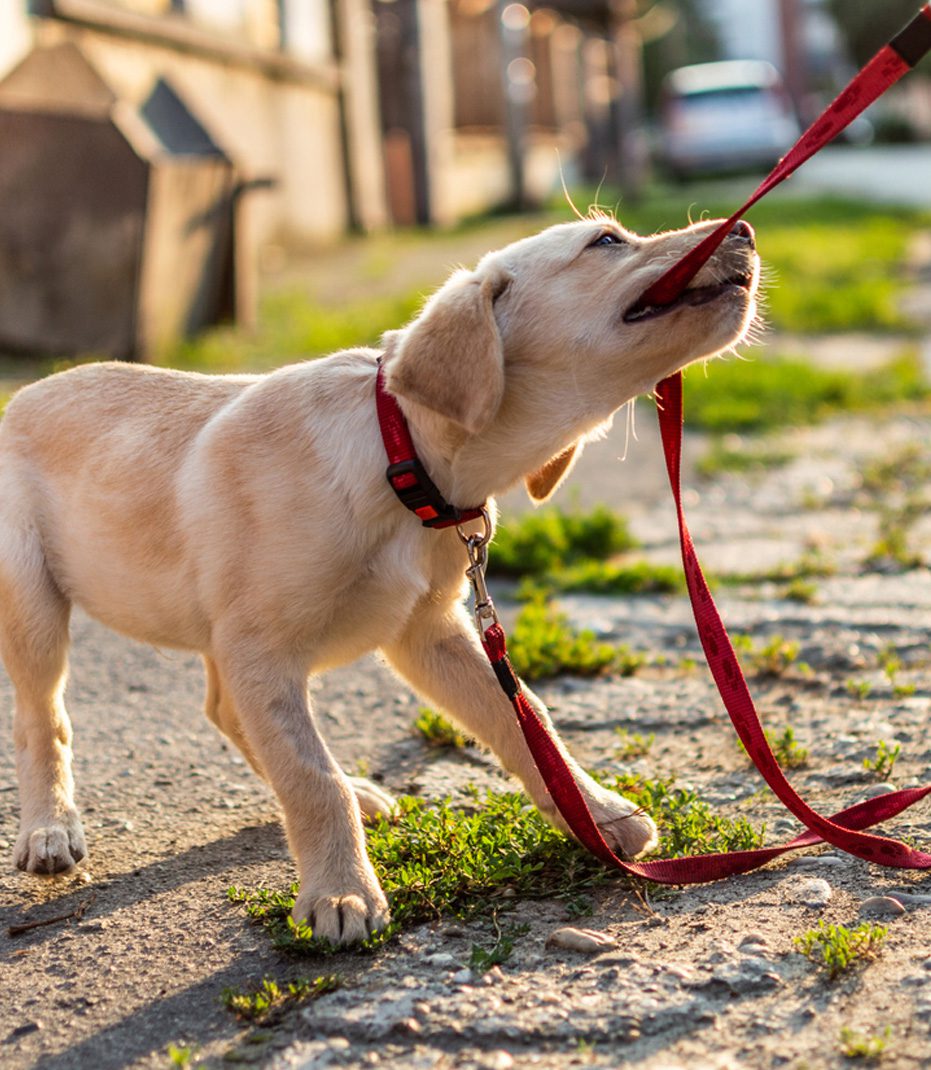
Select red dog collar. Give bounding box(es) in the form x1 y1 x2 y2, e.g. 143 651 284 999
375 362 486 529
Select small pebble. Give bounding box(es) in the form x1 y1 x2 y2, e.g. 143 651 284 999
859 896 906 918
789 877 832 908
545 926 618 954
423 952 457 969
860 783 897 800
482 1051 514 1070
8 1021 42 1040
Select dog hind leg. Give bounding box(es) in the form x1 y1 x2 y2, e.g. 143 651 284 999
211 639 389 944
0 526 86 874
202 656 393 818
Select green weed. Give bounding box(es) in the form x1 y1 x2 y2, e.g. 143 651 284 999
508 598 644 681
469 921 529 973
229 779 763 953
795 921 887 980
840 1026 891 1062
611 774 765 857
864 504 924 571
167 1044 197 1068
412 707 470 749
683 350 927 433
847 679 873 701
720 549 836 586
784 578 819 604
530 559 684 597
740 725 808 770
863 740 901 781
222 975 340 1022
732 633 803 676
697 437 795 479
614 727 655 760
490 505 636 577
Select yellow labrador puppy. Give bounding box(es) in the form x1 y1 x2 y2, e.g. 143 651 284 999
0 216 759 943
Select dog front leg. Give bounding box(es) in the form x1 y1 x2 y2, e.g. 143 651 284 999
213 646 388 944
382 605 658 859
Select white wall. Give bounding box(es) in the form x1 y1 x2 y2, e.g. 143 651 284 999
0 1 32 79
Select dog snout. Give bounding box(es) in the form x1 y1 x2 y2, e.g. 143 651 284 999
729 220 755 248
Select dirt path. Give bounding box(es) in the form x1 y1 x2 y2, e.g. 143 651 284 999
2 391 931 1068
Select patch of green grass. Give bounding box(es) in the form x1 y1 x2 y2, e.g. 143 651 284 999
847 678 873 701
167 1043 197 1068
0 392 9 419
732 633 805 676
528 559 684 597
412 707 470 749
222 975 341 1023
840 1026 891 1062
469 921 529 973
611 774 765 857
862 443 931 496
795 921 887 980
682 349 928 433
720 548 836 587
508 598 644 681
614 727 655 760
784 578 819 604
863 740 901 781
864 504 925 572
740 725 808 770
229 778 764 954
697 437 795 479
163 289 425 372
490 505 636 578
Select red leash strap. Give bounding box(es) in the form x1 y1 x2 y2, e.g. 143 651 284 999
477 7 931 879
481 617 931 883
633 3 931 312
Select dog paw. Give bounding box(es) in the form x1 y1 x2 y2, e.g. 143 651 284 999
14 814 87 875
347 776 397 821
585 783 658 860
293 884 390 945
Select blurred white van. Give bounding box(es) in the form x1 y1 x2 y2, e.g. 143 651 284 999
658 60 800 179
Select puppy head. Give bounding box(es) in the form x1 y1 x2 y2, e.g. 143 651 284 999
382 216 759 502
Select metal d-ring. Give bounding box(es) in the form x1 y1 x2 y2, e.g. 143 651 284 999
457 508 498 634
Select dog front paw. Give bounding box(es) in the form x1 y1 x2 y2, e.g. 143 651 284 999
293 883 390 945
14 813 87 874
585 782 658 859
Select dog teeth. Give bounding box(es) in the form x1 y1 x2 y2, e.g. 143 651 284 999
627 305 658 321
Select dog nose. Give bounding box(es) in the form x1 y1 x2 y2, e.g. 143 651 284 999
729 220 755 247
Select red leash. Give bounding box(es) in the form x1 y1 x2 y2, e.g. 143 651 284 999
379 6 931 881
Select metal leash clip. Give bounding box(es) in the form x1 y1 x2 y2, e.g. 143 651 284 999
456 508 498 636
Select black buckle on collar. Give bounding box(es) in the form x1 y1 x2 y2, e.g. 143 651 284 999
386 458 465 528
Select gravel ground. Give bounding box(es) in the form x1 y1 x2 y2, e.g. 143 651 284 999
2 389 931 1070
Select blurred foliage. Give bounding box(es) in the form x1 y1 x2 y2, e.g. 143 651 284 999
827 0 931 73
682 348 927 432
490 504 637 577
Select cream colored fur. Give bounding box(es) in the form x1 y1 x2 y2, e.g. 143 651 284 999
0 218 759 944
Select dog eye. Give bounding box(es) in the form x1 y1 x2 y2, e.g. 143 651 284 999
590 232 625 247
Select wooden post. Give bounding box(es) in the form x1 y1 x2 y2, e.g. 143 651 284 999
498 0 528 211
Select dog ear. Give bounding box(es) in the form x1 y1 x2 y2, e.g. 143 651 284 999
383 266 511 435
524 442 582 503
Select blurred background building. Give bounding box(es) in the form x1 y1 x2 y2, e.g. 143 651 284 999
0 0 928 358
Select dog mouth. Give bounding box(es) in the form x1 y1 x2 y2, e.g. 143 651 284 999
623 270 754 324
